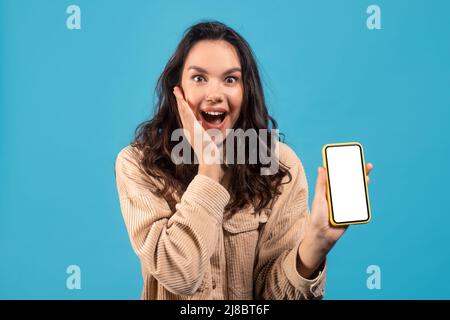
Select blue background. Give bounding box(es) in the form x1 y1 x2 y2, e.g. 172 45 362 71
1 0 449 299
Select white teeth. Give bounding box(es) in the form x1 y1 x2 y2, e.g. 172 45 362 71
204 111 224 116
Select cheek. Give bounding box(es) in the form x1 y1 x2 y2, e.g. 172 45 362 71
228 88 243 116
181 84 203 109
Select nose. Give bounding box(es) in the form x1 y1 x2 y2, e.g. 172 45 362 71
205 94 223 104
205 81 224 105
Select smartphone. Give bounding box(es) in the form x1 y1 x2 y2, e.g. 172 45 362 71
322 142 371 226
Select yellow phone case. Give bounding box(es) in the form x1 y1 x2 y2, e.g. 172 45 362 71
322 142 372 226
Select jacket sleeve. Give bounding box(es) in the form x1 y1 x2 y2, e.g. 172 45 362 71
253 146 327 300
115 147 230 296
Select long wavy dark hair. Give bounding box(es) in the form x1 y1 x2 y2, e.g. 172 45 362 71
132 20 292 214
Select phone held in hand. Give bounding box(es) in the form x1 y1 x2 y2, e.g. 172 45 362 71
322 142 372 226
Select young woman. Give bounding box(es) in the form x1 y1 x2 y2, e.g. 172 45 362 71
115 21 373 300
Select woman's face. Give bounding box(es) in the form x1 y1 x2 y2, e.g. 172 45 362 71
180 40 243 137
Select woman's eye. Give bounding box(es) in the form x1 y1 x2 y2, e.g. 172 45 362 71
193 75 205 82
225 76 238 84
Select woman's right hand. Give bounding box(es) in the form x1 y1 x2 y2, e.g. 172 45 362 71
173 86 224 182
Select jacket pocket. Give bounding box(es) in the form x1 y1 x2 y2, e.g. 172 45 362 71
222 207 271 299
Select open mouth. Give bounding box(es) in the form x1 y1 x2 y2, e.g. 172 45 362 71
200 111 227 126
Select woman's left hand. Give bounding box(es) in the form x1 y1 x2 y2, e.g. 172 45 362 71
309 163 374 247
297 163 374 278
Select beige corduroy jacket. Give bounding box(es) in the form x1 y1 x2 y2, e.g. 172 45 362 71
115 142 326 300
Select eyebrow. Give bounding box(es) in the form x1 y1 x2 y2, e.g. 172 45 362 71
187 65 242 76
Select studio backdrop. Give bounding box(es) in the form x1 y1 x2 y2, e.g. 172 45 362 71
1 0 449 299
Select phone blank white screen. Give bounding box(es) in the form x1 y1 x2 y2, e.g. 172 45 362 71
326 145 369 223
